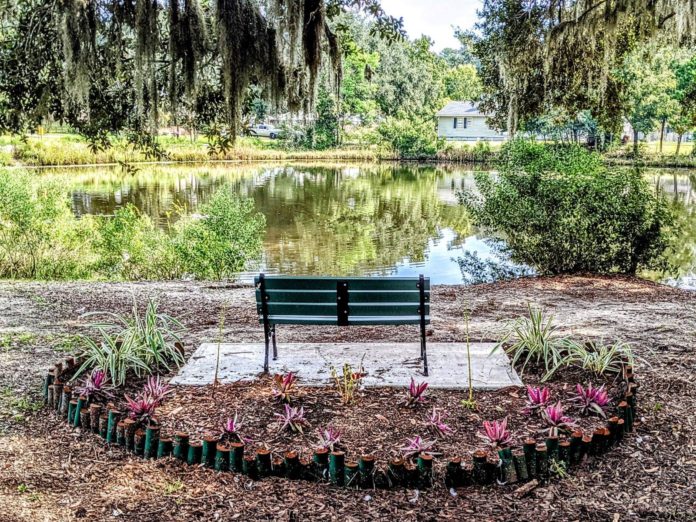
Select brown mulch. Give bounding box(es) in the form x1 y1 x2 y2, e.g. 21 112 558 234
0 275 695 521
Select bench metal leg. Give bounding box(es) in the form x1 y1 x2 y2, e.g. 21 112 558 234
421 329 429 376
272 325 278 360
263 327 270 374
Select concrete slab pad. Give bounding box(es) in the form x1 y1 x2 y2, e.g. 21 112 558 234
171 343 522 390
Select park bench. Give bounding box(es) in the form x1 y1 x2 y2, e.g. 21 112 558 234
254 274 432 375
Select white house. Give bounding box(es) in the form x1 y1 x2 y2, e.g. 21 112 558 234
436 101 506 141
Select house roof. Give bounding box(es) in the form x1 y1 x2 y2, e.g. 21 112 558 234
436 101 487 117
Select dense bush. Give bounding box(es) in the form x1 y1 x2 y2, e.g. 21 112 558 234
377 117 441 158
0 170 265 280
461 140 676 274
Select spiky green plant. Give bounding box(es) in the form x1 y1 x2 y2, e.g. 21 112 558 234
558 340 639 377
75 332 150 387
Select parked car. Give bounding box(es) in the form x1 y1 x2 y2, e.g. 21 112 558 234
248 124 282 139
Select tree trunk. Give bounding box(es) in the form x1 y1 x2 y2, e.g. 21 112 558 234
659 119 666 153
633 129 639 156
676 134 683 156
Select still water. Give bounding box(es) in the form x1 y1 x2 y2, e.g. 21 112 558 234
46 162 696 287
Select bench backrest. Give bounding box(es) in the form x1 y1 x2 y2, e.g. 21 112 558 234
254 275 430 326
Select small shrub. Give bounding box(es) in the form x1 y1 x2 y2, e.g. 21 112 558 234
377 117 440 158
480 418 511 447
495 304 566 378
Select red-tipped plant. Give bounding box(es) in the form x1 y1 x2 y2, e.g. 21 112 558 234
222 412 243 442
542 401 577 433
142 375 172 406
428 407 453 437
573 383 610 417
400 435 437 459
480 418 512 447
125 393 159 425
524 385 551 415
272 372 297 403
274 404 309 433
317 426 341 451
404 377 429 407
75 368 111 400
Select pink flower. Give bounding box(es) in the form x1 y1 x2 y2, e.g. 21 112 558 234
405 377 429 407
573 384 610 417
480 418 511 446
524 385 551 414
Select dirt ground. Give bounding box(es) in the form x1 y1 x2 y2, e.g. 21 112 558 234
0 275 695 521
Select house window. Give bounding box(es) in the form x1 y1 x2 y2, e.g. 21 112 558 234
453 117 468 129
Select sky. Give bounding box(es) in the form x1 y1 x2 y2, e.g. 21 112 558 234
379 0 483 52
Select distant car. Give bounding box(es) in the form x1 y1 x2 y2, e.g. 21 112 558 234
248 124 282 139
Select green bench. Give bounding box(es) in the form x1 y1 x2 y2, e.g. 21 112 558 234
254 274 432 375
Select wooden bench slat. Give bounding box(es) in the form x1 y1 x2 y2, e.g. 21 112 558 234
262 315 431 326
256 276 430 292
258 302 430 317
256 289 429 304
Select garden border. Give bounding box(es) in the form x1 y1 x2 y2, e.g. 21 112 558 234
43 357 640 491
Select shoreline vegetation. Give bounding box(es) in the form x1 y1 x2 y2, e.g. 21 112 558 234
1 134 695 169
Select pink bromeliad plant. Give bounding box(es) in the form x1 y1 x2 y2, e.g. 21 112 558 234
524 385 551 415
400 436 437 459
480 418 512 447
275 404 309 433
124 376 172 426
542 402 577 434
573 383 610 417
272 372 298 403
428 407 453 437
222 412 243 442
75 368 111 400
142 376 172 404
404 377 429 407
317 426 341 451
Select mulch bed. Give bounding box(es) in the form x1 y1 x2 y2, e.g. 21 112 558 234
0 275 695 521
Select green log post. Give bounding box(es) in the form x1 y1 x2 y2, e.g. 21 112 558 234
387 458 405 488
47 385 55 409
570 430 583 466
215 444 230 471
116 421 126 446
535 444 548 483
157 438 173 459
52 383 64 411
417 453 434 488
202 435 219 468
607 417 620 446
546 435 559 463
523 439 537 479
144 425 160 459
445 457 462 488
579 434 592 462
312 448 329 480
89 404 102 434
242 455 258 479
498 448 516 484
73 396 87 427
271 457 285 478
359 455 375 489
256 449 272 477
284 451 300 479
329 451 345 486
134 429 146 456
512 450 528 482
230 442 244 472
173 432 189 461
60 386 72 419
472 450 489 485
98 414 109 439
106 410 121 444
299 457 313 481
559 440 571 467
616 419 625 443
344 461 360 489
123 419 137 451
67 400 77 425
43 372 54 403
187 441 202 465
79 409 90 431
592 428 608 455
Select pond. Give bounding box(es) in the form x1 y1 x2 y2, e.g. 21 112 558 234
44 162 696 288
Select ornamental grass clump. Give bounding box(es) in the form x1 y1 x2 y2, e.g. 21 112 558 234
573 383 610 417
542 402 577 433
404 377 429 407
480 418 512 447
271 372 297 403
428 407 453 437
275 405 309 433
400 436 437 459
524 385 551 415
317 426 341 451
560 341 638 377
494 304 567 379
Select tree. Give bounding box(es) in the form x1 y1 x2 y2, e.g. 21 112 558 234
443 64 483 102
670 55 696 155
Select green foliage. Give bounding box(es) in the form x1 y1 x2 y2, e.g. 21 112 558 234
76 331 150 388
443 64 482 102
0 170 265 280
298 86 340 150
377 117 440 157
556 340 639 378
174 188 265 279
494 304 566 378
463 140 675 275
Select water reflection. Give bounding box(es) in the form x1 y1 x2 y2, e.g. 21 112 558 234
42 163 696 287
